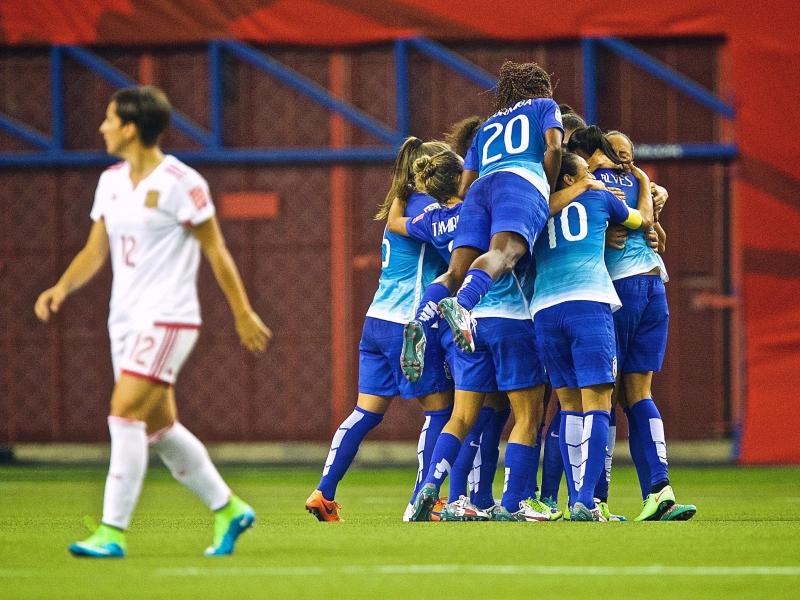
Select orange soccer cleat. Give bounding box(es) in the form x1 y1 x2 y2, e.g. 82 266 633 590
305 490 343 522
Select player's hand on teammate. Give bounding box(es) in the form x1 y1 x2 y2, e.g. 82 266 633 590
646 228 660 251
628 162 651 185
606 224 628 250
606 186 627 202
34 285 68 322
651 182 668 217
235 308 273 353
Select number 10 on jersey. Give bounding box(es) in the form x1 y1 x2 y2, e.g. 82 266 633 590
547 202 588 248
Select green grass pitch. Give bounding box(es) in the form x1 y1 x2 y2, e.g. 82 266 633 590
2 464 799 599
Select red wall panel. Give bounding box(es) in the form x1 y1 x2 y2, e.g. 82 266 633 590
1 40 732 443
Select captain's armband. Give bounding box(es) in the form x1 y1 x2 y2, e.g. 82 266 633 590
622 207 643 230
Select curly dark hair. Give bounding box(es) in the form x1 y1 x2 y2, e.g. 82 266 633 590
494 61 553 112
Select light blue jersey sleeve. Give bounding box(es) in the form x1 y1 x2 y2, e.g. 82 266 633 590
366 193 446 323
596 168 668 282
531 190 623 317
406 202 529 320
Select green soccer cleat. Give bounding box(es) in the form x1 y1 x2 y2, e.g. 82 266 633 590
634 485 676 522
437 297 475 353
409 483 438 522
401 320 426 383
68 523 126 558
204 495 256 557
485 504 524 521
570 502 607 522
563 504 571 521
596 501 626 522
660 502 697 521
540 496 563 521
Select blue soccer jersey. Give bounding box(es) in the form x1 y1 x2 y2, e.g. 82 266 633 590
463 144 478 171
531 189 631 317
468 98 563 199
406 204 529 319
595 168 668 282
365 192 447 323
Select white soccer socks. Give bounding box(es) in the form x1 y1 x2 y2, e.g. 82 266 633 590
102 417 148 530
150 422 231 511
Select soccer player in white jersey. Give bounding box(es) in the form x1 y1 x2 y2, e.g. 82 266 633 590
34 86 271 558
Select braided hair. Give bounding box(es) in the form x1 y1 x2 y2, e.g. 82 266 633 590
494 61 553 113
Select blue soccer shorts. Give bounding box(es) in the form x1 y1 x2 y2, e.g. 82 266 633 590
534 301 617 389
358 317 452 399
454 317 547 393
452 171 549 255
613 274 669 374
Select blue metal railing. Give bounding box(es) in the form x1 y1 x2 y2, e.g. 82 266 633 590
0 36 736 167
582 37 735 160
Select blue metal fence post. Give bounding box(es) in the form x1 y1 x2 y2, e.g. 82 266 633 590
582 38 598 126
394 39 410 139
50 46 63 151
209 41 224 149
598 37 735 119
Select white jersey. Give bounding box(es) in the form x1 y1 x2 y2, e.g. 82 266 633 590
90 155 215 337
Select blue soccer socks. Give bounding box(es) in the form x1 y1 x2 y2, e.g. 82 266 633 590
559 411 584 508
420 432 463 494
411 406 452 503
415 282 451 338
318 407 384 500
540 409 563 502
593 408 616 502
624 406 651 499
575 410 610 509
501 442 538 512
628 398 670 491
449 407 493 500
471 407 511 509
456 269 493 312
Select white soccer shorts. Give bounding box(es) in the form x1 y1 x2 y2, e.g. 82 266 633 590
111 322 199 385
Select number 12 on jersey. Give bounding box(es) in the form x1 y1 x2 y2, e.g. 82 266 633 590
547 202 588 248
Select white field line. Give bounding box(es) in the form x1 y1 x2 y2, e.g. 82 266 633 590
155 565 800 577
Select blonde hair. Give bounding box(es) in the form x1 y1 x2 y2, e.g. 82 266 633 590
413 150 463 204
375 137 450 220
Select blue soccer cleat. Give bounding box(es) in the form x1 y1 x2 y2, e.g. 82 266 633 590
204 496 256 557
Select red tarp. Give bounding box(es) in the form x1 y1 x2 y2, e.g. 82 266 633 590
3 0 800 462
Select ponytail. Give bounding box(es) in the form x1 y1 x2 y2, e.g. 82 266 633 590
375 137 450 220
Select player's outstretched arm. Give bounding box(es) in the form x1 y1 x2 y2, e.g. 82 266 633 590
192 216 272 353
651 182 668 218
543 127 564 194
386 196 410 236
34 219 110 322
654 223 667 254
629 164 654 229
549 177 606 216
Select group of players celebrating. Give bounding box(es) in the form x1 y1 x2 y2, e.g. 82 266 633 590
34 58 695 561
305 60 697 524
